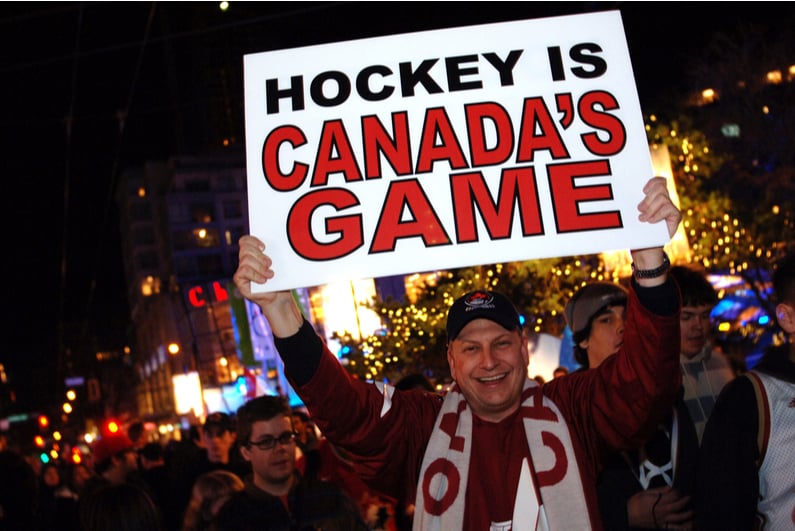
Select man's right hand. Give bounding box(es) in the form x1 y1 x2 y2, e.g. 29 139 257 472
233 235 304 337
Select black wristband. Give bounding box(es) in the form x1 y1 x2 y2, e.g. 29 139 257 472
631 251 670 279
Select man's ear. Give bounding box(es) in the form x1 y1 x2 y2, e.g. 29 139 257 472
775 303 795 334
239 444 251 463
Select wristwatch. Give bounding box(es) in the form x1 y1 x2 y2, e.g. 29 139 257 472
631 251 670 279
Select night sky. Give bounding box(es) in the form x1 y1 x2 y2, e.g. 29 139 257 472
2 1 793 412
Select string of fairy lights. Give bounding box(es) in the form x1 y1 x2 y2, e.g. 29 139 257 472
336 112 792 383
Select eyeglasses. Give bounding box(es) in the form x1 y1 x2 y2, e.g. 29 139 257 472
247 431 296 451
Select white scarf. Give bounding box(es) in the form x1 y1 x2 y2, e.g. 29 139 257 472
413 379 592 530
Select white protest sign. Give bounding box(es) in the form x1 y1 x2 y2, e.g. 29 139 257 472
244 10 664 293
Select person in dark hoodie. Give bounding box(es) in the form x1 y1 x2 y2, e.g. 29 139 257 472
696 252 795 530
565 280 698 530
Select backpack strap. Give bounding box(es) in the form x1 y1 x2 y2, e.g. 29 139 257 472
744 372 770 468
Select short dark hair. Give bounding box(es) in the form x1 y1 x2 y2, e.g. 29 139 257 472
773 252 795 306
79 483 163 531
236 395 291 447
291 409 311 423
127 421 145 443
669 265 718 307
139 442 163 462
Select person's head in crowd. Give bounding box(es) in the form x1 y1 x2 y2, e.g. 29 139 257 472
92 432 139 484
669 264 720 359
394 373 434 392
210 488 277 531
291 409 319 450
127 421 147 449
552 366 569 379
564 281 629 369
69 462 94 494
202 412 236 464
773 252 795 338
138 442 165 470
182 469 244 531
237 395 297 495
41 462 62 489
79 482 163 531
24 452 42 477
445 289 527 422
0 450 38 531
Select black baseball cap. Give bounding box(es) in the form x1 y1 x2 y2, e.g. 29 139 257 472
203 412 234 433
446 290 523 341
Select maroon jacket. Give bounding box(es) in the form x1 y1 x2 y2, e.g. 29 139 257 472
275 279 680 529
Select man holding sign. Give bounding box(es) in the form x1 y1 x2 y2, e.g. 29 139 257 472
233 174 683 530
237 9 685 529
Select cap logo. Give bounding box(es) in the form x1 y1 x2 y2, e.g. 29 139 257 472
464 291 495 311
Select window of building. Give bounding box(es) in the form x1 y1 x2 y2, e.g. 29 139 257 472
175 255 199 277
172 228 220 250
216 174 239 192
140 275 161 297
225 226 246 246
193 227 220 248
185 180 211 192
222 200 242 219
190 202 215 223
129 202 152 221
137 251 159 270
132 226 156 245
198 254 223 276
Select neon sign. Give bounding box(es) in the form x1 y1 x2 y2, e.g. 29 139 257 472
186 281 230 308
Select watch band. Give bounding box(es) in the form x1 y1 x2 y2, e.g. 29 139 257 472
631 251 670 279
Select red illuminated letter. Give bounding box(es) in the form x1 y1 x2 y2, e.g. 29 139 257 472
188 286 206 308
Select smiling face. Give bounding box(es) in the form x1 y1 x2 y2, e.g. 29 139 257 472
447 318 529 423
579 305 626 368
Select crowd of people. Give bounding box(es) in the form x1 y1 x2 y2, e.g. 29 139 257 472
1 177 793 530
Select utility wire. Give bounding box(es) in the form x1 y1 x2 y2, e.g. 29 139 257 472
78 1 157 347
58 2 84 375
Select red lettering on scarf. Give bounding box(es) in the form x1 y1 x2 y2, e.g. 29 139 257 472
520 389 559 422
535 431 568 486
439 402 467 452
422 458 461 515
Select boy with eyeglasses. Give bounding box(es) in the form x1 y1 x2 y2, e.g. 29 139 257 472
211 394 367 530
